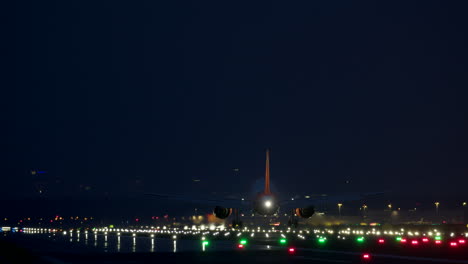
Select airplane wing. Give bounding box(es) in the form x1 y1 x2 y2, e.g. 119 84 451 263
145 193 251 209
279 192 385 208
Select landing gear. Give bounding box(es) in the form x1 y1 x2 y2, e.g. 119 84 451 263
288 209 298 228
287 219 298 228
231 209 243 229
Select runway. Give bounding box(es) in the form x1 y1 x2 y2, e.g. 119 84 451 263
2 226 468 264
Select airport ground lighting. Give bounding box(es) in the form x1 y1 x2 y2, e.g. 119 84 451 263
337 203 342 217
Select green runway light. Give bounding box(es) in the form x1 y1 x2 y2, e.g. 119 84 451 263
396 237 402 241
318 238 326 244
356 237 365 243
240 239 247 245
435 236 442 240
202 241 210 246
279 238 287 245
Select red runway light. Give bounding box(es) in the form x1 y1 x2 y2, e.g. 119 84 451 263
458 239 465 244
288 247 295 253
450 242 458 247
435 240 442 245
411 240 419 245
378 239 385 244
362 253 371 260
237 244 244 249
400 238 407 243
422 238 429 243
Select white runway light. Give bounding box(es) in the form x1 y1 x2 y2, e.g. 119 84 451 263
265 201 272 208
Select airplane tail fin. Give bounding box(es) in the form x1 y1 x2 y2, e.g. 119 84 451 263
264 149 271 194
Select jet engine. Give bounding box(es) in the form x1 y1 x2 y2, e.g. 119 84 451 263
295 206 315 218
213 206 232 219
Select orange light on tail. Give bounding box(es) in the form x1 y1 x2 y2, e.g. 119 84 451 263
264 149 271 195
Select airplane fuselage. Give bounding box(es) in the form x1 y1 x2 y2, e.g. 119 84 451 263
253 193 280 216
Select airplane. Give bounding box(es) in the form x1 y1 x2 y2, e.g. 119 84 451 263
147 149 383 228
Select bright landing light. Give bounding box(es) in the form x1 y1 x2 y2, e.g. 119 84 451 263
265 201 272 208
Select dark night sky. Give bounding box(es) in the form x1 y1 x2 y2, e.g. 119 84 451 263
2 1 468 200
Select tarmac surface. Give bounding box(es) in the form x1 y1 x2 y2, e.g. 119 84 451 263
2 229 468 264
